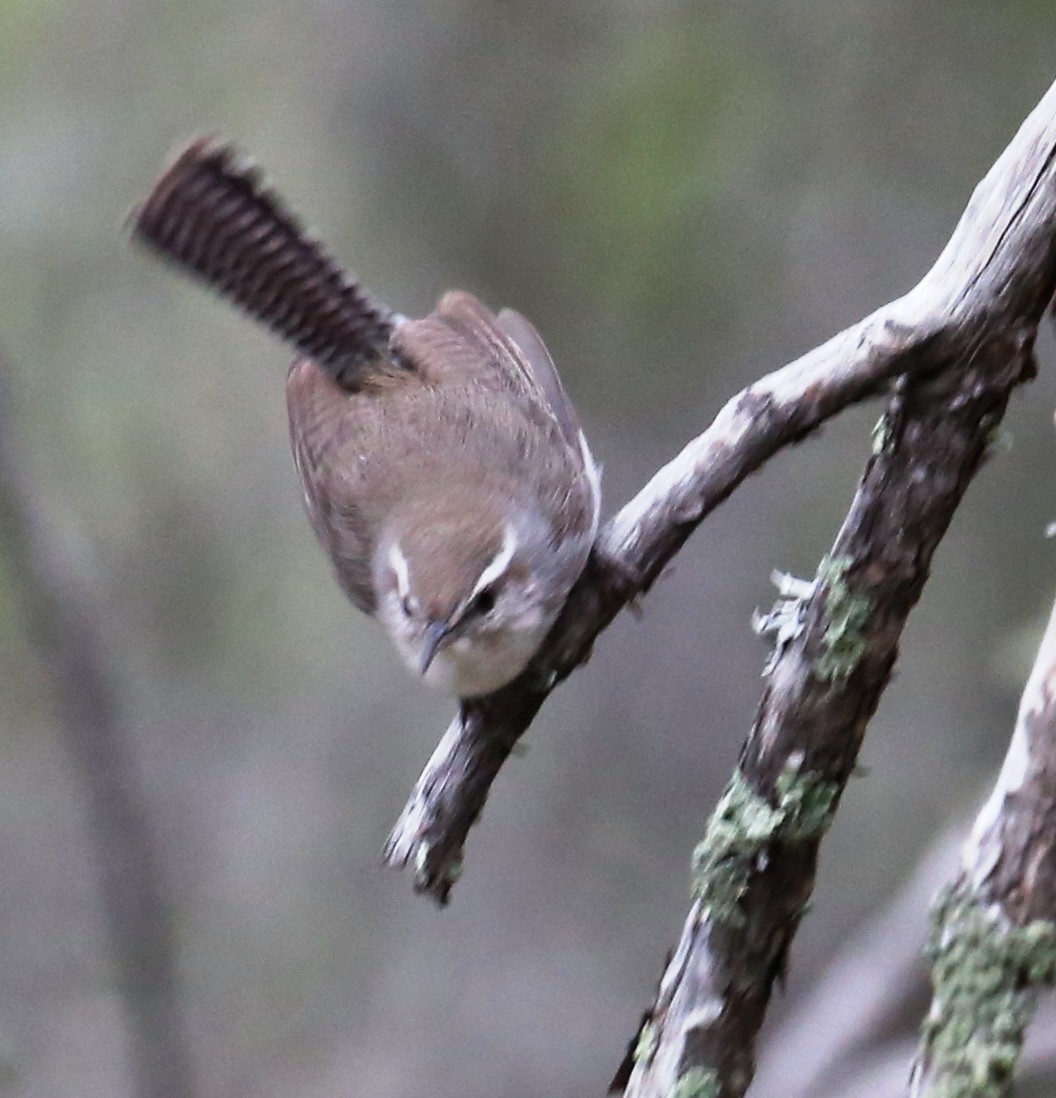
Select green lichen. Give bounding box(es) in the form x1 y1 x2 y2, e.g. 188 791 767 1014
442 857 463 886
634 1020 659 1065
691 766 839 925
814 555 873 683
691 772 780 925
918 885 1056 1097
986 425 1014 455
774 767 839 839
413 844 463 889
669 1065 720 1098
871 412 892 455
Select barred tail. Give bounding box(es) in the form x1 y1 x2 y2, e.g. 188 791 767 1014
130 137 396 388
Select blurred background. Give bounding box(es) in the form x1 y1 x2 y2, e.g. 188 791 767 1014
2 2 1056 1096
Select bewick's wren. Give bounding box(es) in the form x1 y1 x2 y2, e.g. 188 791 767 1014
131 138 600 697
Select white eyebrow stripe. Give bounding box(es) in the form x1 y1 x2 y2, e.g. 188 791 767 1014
389 542 412 599
579 429 602 538
470 525 517 598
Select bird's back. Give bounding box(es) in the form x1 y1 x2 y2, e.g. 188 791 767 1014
287 292 597 614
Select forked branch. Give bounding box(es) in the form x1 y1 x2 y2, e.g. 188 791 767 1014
384 75 1056 919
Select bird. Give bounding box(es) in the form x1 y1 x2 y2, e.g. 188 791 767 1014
130 137 600 697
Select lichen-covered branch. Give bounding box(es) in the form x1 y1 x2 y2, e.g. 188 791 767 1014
621 322 1038 1096
386 75 1056 907
909 594 1056 1098
0 357 194 1098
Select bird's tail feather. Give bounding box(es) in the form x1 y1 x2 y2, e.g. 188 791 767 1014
130 137 396 387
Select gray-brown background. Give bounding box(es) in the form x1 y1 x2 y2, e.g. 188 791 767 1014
1 3 1055 1095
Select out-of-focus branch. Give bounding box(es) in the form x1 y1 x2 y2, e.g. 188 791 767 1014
909 594 1056 1097
0 356 194 1098
753 823 962 1098
386 75 1056 908
758 810 1056 1098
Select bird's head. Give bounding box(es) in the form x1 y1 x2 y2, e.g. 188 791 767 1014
373 495 571 697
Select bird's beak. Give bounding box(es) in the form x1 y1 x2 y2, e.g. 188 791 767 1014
420 620 452 675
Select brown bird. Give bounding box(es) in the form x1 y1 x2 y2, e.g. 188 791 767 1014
131 138 600 697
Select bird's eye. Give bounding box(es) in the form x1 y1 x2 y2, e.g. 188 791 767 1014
470 585 497 617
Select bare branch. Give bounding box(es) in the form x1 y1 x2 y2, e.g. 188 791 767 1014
909 592 1056 1097
0 356 195 1098
385 76 1056 906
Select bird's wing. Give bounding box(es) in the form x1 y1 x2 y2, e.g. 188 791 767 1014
495 306 583 454
286 359 378 613
395 290 586 456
